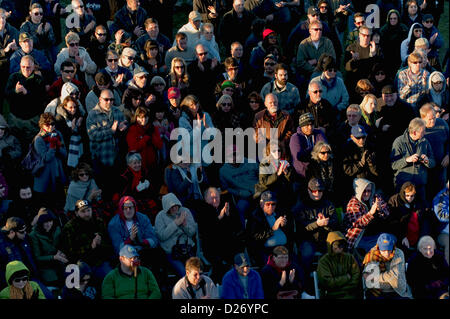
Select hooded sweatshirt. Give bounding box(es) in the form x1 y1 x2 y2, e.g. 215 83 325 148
154 193 197 254
45 82 86 115
0 261 45 299
400 23 423 63
380 10 408 66
317 231 360 299
107 195 159 255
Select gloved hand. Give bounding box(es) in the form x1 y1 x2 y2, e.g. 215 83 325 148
136 180 150 192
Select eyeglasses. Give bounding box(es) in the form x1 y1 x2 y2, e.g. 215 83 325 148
424 20 433 23
96 33 107 37
326 68 336 73
308 188 323 193
78 173 89 177
125 56 135 60
69 42 79 47
221 103 232 106
360 33 370 38
311 13 319 17
375 71 385 76
319 151 331 155
264 62 275 66
311 90 322 94
319 6 328 9
414 29 422 32
311 28 323 31
433 81 443 84
355 136 366 140
174 65 184 69
197 52 208 56
355 21 364 25
13 276 29 283
101 97 114 102
62 69 75 73
107 58 118 62
33 11 43 16
267 35 277 39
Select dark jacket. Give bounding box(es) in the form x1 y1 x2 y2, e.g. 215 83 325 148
342 138 378 184
295 97 336 134
0 23 19 70
218 8 255 50
110 5 148 40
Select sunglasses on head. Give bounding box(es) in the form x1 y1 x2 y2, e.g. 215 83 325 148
13 276 29 283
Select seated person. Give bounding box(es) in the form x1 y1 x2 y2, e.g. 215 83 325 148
61 261 98 300
362 233 412 299
0 261 45 299
260 245 306 299
317 231 361 299
406 235 449 299
172 257 219 299
220 252 264 299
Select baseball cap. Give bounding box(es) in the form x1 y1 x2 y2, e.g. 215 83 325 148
351 125 367 138
308 178 325 191
75 199 91 211
2 217 26 232
298 112 314 127
167 87 181 99
19 32 32 42
133 65 149 77
377 233 396 251
260 190 277 205
119 244 139 258
189 11 202 22
234 252 250 268
308 6 320 16
262 29 276 40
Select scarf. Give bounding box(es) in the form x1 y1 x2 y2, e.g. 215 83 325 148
362 244 396 297
41 130 62 149
9 282 35 299
266 255 291 275
130 168 142 191
66 179 96 210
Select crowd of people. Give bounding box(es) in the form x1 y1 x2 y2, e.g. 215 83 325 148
0 0 448 300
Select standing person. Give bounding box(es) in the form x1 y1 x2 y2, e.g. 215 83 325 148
110 0 147 42
172 256 219 299
221 252 265 299
102 244 161 299
174 11 203 52
391 117 435 201
68 0 97 48
86 25 110 70
86 89 128 201
362 233 412 299
317 231 361 299
134 18 171 59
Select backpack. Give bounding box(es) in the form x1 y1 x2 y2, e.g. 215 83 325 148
21 136 45 177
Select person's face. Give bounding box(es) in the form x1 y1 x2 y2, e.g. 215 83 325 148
43 220 53 232
78 170 89 182
95 28 107 43
136 114 148 126
146 23 159 38
423 111 436 128
127 0 139 11
319 3 328 13
389 13 399 26
262 201 276 215
264 59 276 73
223 87 234 96
153 82 165 93
308 13 320 23
72 0 85 16
270 146 281 159
106 54 119 70
362 185 372 201
155 111 164 120
120 255 139 269
186 268 201 286
122 200 135 220
324 68 337 80
411 126 425 140
169 97 180 107
359 29 371 47
121 53 135 67
380 250 391 259
233 0 245 14
227 66 238 80
206 190 220 209
169 205 180 216
30 8 43 24
332 240 345 254
61 66 76 82
188 101 199 115
347 111 361 125
19 187 33 200
351 134 366 148
301 124 313 136
309 25 322 42
308 188 323 201
64 101 77 115
174 61 185 75
12 275 29 289
131 96 142 108
273 253 289 268
235 264 250 276
309 84 322 103
413 28 422 38
364 98 376 114
409 59 422 74
265 95 278 114
422 18 434 29
355 17 365 28
432 80 444 92
420 244 434 259
266 33 277 45
220 99 232 112
76 207 92 221
249 98 261 111
382 92 397 106
129 159 141 172
20 59 35 77
318 146 331 162
408 3 418 15
191 19 201 30
202 28 214 41
79 275 91 290
374 70 385 83
99 92 114 111
196 46 209 63
0 14 6 31
42 121 56 133
177 37 187 50
135 74 147 89
20 39 33 54
231 44 243 59
275 69 288 86
404 190 416 203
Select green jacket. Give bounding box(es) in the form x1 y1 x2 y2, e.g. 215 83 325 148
0 260 45 299
317 231 361 299
296 37 336 75
102 266 161 299
29 225 63 284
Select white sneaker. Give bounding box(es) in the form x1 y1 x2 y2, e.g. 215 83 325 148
301 292 316 299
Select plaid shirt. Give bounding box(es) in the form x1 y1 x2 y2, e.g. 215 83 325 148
86 104 126 166
344 196 390 250
397 68 429 108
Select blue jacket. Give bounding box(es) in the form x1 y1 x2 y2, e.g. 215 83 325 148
221 268 264 299
9 48 52 75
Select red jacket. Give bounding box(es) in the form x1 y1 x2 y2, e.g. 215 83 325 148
126 123 163 171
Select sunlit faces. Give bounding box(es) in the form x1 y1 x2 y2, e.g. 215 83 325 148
106 54 119 70
362 184 372 201
380 250 391 259
20 38 33 54
146 23 159 39
129 159 142 172
30 8 43 24
410 126 425 141
122 200 135 220
273 254 289 268
359 29 371 47
64 100 77 115
423 111 436 128
275 69 288 86
135 73 147 88
186 268 202 286
309 24 322 42
347 111 361 125
233 0 245 14
420 244 434 259
264 94 278 114
351 134 366 148
363 97 376 114
432 80 444 92
318 146 331 162
404 190 416 203
231 43 243 59
177 37 188 50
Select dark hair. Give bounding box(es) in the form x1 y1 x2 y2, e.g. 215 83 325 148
144 17 159 28
274 63 288 74
224 57 239 69
354 12 365 21
38 112 55 128
71 162 94 181
60 60 76 72
247 91 263 104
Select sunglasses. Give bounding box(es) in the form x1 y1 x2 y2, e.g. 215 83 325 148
197 52 208 56
265 62 275 66
355 136 366 140
96 33 107 37
311 13 319 17
411 61 423 64
424 20 433 23
319 151 331 155
375 72 385 76
221 103 232 106
308 188 323 193
62 69 75 73
125 56 135 60
311 90 323 94
319 6 328 9
69 42 79 47
107 58 118 62
174 65 184 69
101 97 114 102
33 11 43 16
433 81 443 84
326 68 337 73
360 33 370 37
311 28 323 31
13 276 29 283
78 173 89 177
355 21 364 25
74 5 84 9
